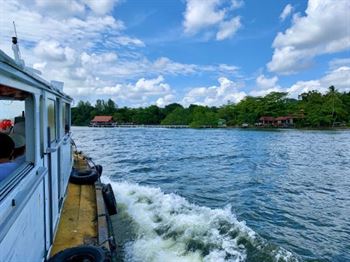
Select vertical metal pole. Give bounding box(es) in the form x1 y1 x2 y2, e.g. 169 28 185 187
47 127 53 244
43 175 47 258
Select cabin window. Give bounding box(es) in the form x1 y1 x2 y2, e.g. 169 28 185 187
0 85 34 189
61 102 65 136
64 103 70 134
61 102 70 135
40 95 45 157
47 99 56 142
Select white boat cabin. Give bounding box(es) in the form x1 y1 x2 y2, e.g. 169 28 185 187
0 47 73 262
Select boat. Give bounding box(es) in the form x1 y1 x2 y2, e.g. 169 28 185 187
0 36 117 261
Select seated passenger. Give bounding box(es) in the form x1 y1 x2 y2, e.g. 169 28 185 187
9 134 26 162
0 133 18 182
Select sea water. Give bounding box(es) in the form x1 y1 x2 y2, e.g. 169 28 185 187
72 127 350 262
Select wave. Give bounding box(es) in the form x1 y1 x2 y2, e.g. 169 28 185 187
105 180 299 262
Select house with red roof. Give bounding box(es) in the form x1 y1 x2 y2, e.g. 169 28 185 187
275 116 294 127
258 115 296 127
90 116 114 127
259 116 275 126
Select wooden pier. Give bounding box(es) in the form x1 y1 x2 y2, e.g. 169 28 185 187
89 124 190 128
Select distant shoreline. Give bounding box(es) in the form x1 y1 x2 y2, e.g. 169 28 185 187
72 125 350 131
72 90 350 129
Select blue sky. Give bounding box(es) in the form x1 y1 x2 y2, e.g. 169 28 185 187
0 0 349 108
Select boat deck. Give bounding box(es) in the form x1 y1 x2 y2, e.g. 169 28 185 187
50 152 101 257
50 183 98 256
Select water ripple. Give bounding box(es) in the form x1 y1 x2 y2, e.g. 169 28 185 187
73 127 350 262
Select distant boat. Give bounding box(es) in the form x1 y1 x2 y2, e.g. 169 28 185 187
242 123 249 128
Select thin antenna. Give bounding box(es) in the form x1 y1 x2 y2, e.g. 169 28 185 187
11 21 24 66
13 21 18 38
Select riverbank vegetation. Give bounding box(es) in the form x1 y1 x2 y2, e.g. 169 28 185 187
72 87 350 128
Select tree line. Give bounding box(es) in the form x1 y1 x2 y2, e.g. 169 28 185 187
71 86 350 128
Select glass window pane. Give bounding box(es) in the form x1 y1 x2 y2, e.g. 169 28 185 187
61 103 65 136
47 99 56 142
0 85 31 188
64 103 70 133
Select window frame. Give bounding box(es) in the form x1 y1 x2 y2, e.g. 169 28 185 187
47 98 57 143
64 103 71 134
0 88 36 199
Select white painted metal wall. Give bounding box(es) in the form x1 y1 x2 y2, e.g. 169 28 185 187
0 49 72 262
0 178 46 262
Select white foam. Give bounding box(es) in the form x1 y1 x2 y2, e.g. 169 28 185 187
104 179 297 262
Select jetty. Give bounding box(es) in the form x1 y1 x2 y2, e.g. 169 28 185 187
95 124 189 128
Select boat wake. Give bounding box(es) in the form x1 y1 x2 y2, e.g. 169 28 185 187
106 180 299 262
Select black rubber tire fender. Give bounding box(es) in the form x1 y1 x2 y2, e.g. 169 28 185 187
48 245 110 262
93 164 103 177
102 183 117 215
70 168 99 185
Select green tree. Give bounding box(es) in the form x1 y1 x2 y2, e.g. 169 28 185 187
105 99 117 115
162 103 184 116
189 106 219 128
71 87 349 128
71 101 94 126
161 107 191 125
218 104 237 126
321 86 347 127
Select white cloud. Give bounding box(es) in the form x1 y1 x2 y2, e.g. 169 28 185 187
287 80 324 98
152 57 197 75
41 50 241 98
249 87 282 97
287 66 350 97
89 56 240 80
320 66 350 91
183 0 225 34
183 0 242 40
329 57 350 70
111 36 145 47
33 0 118 17
256 75 279 89
82 0 118 15
268 0 350 74
0 1 124 48
66 75 174 106
248 75 282 96
0 1 181 105
133 76 170 95
34 0 86 17
80 52 118 66
268 46 313 74
280 4 293 21
182 77 246 106
34 40 76 63
216 17 241 40
249 65 350 98
0 0 244 106
231 0 244 10
156 94 175 107
33 61 47 71
218 64 239 73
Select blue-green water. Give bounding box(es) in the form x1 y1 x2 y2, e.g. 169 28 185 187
73 127 350 262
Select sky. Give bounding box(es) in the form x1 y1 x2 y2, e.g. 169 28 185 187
0 0 349 108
